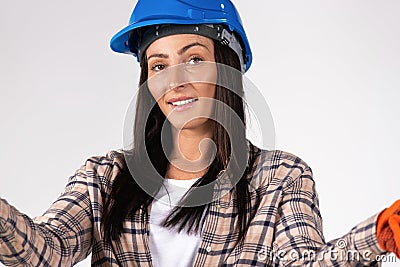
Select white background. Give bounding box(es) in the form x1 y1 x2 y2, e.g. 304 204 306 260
0 0 399 266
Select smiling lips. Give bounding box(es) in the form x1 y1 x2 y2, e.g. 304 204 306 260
167 96 199 110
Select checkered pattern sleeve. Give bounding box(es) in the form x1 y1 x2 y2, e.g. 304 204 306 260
0 147 391 266
272 166 388 266
0 161 93 266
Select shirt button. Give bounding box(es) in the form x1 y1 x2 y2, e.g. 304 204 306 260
206 246 212 253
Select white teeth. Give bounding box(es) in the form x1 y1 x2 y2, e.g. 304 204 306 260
170 98 198 106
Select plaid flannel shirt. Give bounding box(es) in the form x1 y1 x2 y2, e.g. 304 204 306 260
0 145 387 266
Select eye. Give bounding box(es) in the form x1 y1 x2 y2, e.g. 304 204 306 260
187 56 203 65
150 63 166 72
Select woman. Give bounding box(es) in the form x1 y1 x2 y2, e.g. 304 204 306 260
0 0 399 266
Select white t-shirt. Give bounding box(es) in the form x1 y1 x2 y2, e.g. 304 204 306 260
149 177 202 267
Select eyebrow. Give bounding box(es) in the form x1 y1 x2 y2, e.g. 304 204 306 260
147 42 210 61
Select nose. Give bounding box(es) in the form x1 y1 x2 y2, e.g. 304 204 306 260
147 60 190 101
167 63 186 92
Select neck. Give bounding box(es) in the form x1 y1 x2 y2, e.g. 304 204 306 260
166 121 216 179
171 123 213 159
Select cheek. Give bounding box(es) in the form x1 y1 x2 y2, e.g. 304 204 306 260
147 83 165 104
207 85 217 101
197 83 217 99
157 98 168 113
210 85 217 98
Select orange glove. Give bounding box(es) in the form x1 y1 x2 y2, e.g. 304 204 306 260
376 199 400 258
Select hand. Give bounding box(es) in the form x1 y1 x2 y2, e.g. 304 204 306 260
377 199 400 258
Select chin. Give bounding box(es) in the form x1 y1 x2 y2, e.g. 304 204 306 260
169 118 213 131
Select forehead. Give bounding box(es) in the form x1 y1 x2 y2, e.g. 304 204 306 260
146 34 214 55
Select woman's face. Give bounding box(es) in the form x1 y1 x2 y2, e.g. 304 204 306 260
145 34 217 131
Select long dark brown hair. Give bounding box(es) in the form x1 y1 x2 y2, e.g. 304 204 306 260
102 38 260 246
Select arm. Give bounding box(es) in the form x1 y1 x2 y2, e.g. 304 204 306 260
0 162 93 266
273 166 387 266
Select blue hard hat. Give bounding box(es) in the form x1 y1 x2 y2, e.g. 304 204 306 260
110 0 253 72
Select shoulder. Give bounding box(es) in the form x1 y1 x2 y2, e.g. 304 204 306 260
248 143 313 191
84 149 126 171
77 149 126 189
